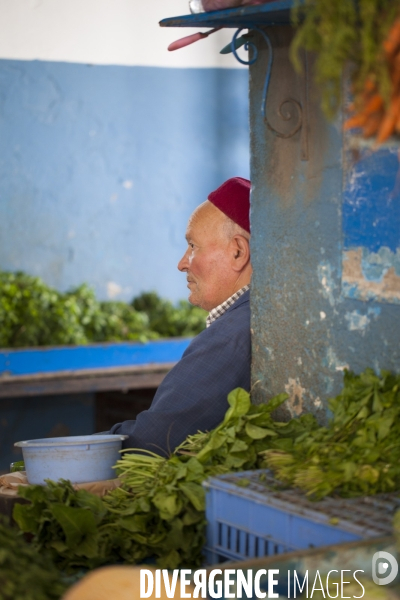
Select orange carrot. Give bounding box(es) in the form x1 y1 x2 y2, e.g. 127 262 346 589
363 77 377 95
343 92 383 133
376 94 400 143
364 93 384 116
363 112 384 138
384 18 400 58
391 50 400 90
344 113 368 130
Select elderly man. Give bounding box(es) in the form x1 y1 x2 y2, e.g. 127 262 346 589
110 177 252 454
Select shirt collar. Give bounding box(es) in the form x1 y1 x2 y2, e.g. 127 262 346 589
206 285 250 328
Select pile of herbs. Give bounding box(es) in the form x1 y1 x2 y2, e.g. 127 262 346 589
262 368 400 499
13 388 318 571
0 517 67 600
0 271 205 348
290 0 400 118
132 291 206 338
12 370 400 572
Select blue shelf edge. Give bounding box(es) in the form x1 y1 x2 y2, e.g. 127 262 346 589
159 0 293 29
0 338 192 377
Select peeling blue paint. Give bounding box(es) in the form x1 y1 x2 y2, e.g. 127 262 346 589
322 347 349 372
342 144 400 305
317 261 336 307
343 148 400 253
344 307 380 333
361 246 400 279
324 377 335 395
342 247 400 304
249 28 400 419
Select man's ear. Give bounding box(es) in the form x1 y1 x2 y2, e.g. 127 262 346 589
231 234 250 271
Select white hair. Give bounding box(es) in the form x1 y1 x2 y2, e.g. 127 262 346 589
222 215 250 241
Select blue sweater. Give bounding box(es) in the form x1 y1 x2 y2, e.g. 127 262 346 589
110 290 251 455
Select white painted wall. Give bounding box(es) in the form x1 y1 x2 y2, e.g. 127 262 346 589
0 0 246 68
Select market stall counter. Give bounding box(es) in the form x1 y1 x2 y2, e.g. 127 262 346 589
0 338 191 473
0 338 191 398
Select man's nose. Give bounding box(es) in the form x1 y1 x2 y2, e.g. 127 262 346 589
178 250 189 272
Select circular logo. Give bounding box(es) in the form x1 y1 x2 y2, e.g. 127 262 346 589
372 551 399 586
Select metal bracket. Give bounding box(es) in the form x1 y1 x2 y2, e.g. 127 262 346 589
229 26 308 158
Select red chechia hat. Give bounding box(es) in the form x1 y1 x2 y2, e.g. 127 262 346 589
208 177 251 233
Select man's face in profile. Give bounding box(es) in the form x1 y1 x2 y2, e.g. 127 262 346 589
177 202 233 311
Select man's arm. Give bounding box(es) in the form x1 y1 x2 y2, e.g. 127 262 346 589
110 312 250 455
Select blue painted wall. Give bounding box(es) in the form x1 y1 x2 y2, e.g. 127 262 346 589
343 149 400 253
0 60 249 302
342 146 400 305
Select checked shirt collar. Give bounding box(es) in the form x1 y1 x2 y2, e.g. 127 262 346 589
206 285 250 328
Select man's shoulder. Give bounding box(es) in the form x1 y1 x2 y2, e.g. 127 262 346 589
187 290 250 352
225 288 250 314
213 289 249 327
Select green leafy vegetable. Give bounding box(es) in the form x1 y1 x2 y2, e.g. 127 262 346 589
261 369 400 499
14 369 400 573
0 271 206 348
0 517 67 600
132 291 206 337
290 0 400 118
14 388 316 571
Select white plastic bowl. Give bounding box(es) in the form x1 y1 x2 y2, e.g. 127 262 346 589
14 434 128 485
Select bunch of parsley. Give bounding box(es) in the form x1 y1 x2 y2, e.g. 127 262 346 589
14 388 315 571
0 271 206 347
262 369 400 499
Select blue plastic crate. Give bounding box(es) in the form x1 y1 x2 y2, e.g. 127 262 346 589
203 470 400 564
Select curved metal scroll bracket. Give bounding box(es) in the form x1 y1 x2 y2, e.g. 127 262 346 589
266 98 303 139
230 27 303 140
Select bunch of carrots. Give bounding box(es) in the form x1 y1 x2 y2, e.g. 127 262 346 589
345 18 400 144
